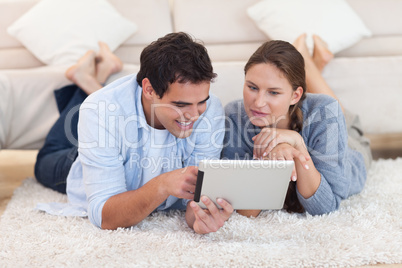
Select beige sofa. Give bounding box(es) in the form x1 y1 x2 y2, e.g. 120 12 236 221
1 0 401 155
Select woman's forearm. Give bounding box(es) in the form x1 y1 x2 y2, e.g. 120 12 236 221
294 152 321 199
236 210 261 217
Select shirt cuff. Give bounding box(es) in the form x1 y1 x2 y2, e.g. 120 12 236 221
296 174 338 215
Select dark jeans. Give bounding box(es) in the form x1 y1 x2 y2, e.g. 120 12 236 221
34 85 87 193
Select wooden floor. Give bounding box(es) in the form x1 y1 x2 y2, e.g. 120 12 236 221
0 149 401 267
0 150 38 216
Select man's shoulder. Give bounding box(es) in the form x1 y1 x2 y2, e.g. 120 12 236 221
81 74 140 115
202 93 224 117
86 74 137 103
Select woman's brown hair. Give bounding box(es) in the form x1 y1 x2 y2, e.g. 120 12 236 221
244 40 306 213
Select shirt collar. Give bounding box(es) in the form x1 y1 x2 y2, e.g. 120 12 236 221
135 83 150 130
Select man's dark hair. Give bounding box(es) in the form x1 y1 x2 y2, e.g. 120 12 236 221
136 32 217 98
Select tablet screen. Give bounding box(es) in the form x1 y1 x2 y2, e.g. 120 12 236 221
194 160 294 210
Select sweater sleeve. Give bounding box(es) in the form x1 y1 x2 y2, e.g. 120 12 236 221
297 98 350 215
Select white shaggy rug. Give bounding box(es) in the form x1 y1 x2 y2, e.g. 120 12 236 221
1 158 401 267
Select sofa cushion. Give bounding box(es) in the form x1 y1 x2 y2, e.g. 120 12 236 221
7 0 137 66
0 64 140 150
205 43 262 63
0 0 172 69
347 0 402 36
0 48 42 69
0 66 68 149
110 0 173 46
210 62 246 107
0 0 38 49
323 56 402 134
173 0 266 44
0 73 11 149
247 0 371 54
336 36 402 57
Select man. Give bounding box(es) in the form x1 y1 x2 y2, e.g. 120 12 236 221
36 33 233 234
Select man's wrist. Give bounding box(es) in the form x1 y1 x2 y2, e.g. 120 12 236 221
154 172 169 198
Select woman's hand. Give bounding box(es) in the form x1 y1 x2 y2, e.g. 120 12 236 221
186 196 233 234
263 143 310 181
252 128 308 160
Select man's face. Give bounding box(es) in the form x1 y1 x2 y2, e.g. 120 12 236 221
150 81 210 138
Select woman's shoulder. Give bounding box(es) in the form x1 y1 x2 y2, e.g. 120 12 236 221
301 93 342 119
224 99 244 116
302 93 337 109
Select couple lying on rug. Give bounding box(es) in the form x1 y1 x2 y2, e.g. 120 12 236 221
35 32 372 234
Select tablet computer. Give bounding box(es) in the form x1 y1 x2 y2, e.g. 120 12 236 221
194 160 294 210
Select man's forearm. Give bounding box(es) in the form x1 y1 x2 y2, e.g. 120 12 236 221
101 174 169 230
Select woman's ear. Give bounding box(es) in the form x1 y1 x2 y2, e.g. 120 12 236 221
142 78 155 101
290 86 303 105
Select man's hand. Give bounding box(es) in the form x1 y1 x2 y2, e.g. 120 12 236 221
161 166 198 200
102 166 198 230
186 196 234 234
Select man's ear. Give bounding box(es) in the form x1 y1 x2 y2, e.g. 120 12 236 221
142 78 155 101
290 86 303 105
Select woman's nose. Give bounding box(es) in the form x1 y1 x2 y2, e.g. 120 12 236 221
254 93 267 107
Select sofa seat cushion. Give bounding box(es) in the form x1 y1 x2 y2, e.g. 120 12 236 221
0 48 42 69
0 66 67 149
0 64 140 150
336 36 402 57
323 55 402 134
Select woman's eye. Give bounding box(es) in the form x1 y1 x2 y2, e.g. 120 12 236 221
248 85 258 91
270 91 279 95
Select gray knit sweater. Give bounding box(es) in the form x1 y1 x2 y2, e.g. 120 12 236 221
221 93 367 215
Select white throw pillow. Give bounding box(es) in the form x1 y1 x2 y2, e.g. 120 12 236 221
7 0 137 65
247 0 372 54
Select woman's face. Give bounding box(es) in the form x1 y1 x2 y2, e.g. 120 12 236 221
243 63 302 129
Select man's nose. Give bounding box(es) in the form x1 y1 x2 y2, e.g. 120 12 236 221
184 106 200 121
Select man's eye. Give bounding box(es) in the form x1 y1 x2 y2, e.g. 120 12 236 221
270 91 279 95
248 86 258 91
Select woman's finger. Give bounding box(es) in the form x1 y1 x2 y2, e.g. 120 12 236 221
290 165 297 181
293 150 310 170
254 129 275 158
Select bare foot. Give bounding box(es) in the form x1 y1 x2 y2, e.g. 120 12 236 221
293 33 311 59
65 50 103 95
95 41 123 84
312 35 334 72
292 35 341 108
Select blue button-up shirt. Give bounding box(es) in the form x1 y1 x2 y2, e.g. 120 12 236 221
63 74 224 228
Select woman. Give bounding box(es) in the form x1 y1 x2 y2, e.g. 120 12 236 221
221 34 372 216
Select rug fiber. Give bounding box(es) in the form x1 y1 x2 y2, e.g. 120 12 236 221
1 158 401 267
